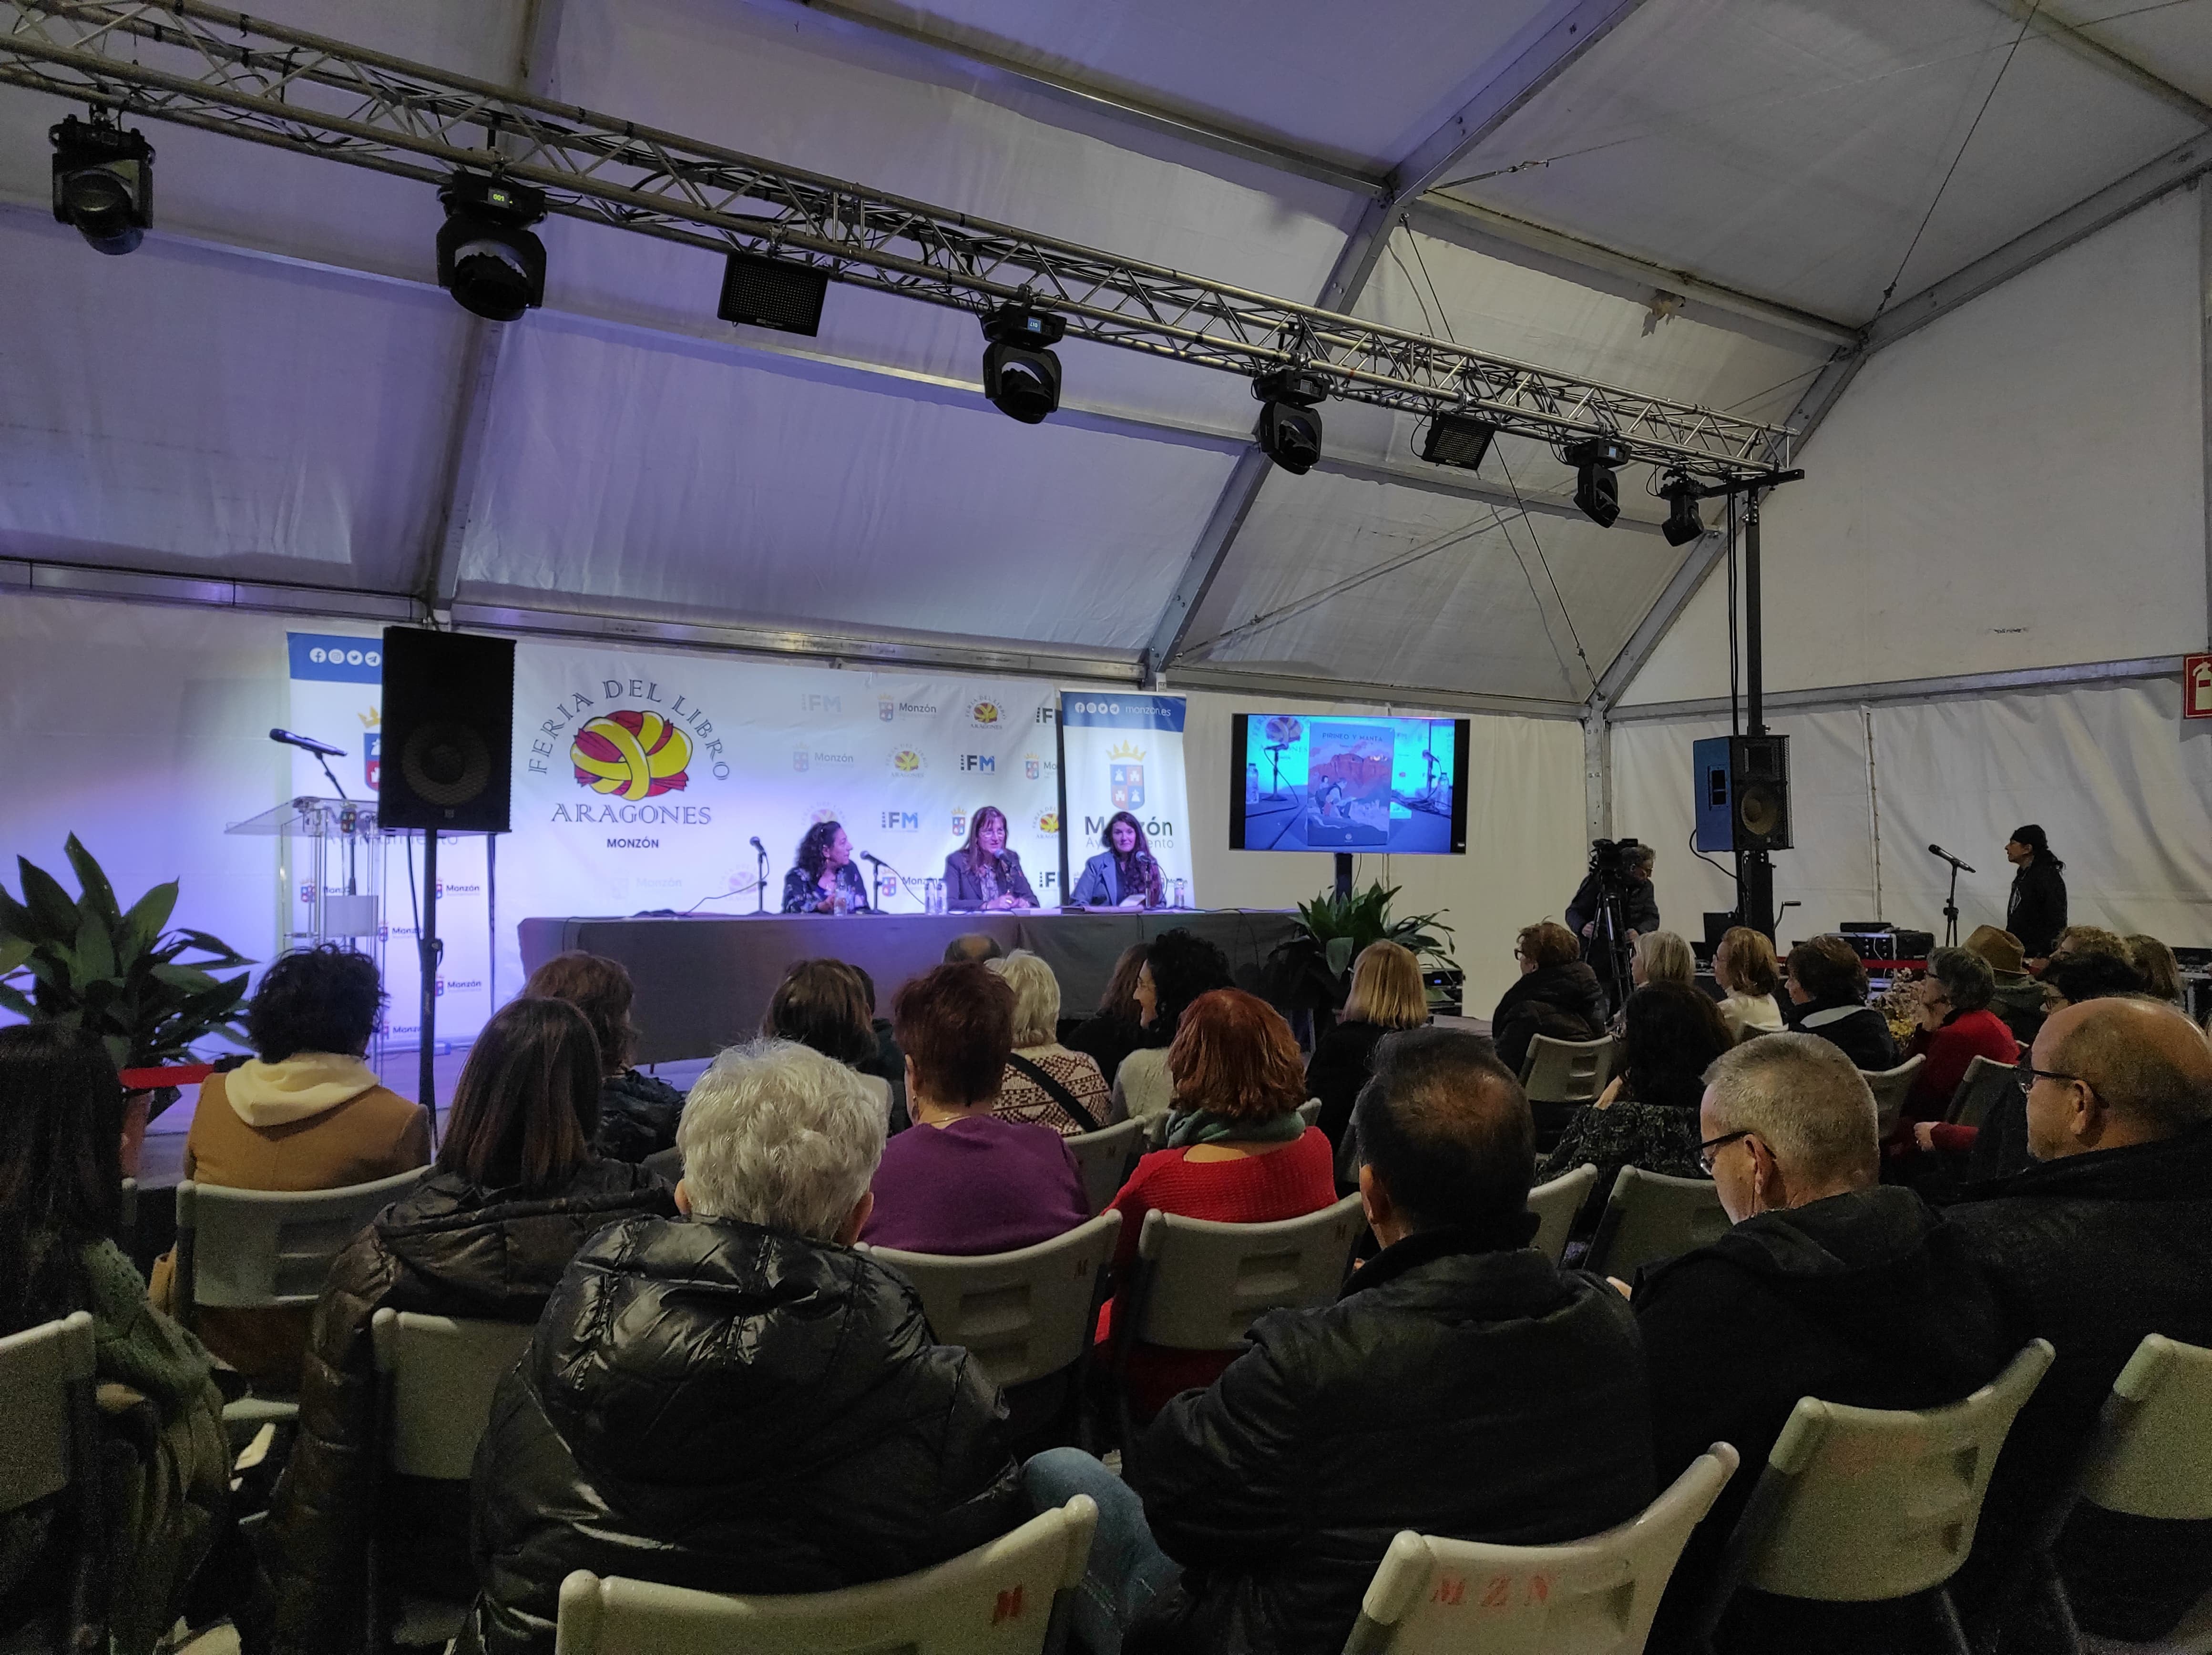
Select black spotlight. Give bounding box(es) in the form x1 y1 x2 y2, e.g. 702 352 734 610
981 306 1066 424
1562 437 1631 528
1420 410 1497 471
51 113 154 255
436 174 548 322
1659 474 1706 547
1253 368 1328 475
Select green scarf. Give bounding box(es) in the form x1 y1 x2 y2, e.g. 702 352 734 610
1166 1106 1309 1149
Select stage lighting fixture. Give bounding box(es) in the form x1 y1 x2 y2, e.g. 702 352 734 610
1562 437 1631 529
718 250 829 336
1659 474 1706 547
51 113 153 255
1252 368 1328 476
1420 411 1497 471
436 174 548 322
981 306 1066 424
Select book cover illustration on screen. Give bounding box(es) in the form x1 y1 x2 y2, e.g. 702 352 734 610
1230 713 1469 853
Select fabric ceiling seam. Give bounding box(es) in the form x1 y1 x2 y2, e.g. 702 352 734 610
1966 0 2212 130
1608 655 2189 723
0 558 425 621
1160 663 1585 720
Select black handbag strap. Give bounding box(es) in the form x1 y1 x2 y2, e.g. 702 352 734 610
1004 1052 1100 1134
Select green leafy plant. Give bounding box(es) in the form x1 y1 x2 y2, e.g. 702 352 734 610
0 836 253 1098
1266 881 1456 1017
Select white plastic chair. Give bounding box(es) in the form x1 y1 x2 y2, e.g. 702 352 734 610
0 1312 102 1654
1341 1443 1741 1655
550 1493 1099 1655
1946 1055 2022 1134
368 1310 537 1647
1527 1164 1600 1264
117 1176 138 1257
1582 1167 1728 1280
1519 1037 1618 1105
1695 1340 2055 1654
1859 1054 1927 1139
1065 1118 1144 1216
863 1212 1121 1390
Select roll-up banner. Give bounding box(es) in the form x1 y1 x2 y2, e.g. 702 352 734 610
1057 692 1193 905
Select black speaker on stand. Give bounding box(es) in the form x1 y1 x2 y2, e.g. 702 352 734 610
378 627 514 1122
1692 733 1792 938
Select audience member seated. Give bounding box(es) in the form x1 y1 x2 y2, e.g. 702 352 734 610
1489 919 1608 1076
1541 981 1730 1235
1962 947 2147 1184
1946 998 2212 1644
1633 1035 2017 1654
860 962 1086 1254
1110 929 1234 1124
522 950 684 1162
2126 932 2184 1006
1064 942 1150 1088
1965 924 2048 1046
1028 1028 1655 1655
1899 946 2018 1143
1307 940 1428 1155
1712 926 1785 1042
762 957 896 1127
942 931 1004 964
1782 934 1898 1071
151 945 429 1390
0 1026 234 1655
849 964 909 1131
1635 929 1696 989
1101 989 1337 1420
2053 923 2134 971
263 998 675 1655
456 1040 1025 1655
986 950 1110 1135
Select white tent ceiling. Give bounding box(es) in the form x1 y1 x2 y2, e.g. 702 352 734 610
0 0 2205 707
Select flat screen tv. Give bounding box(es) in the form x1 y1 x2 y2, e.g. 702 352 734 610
1229 713 1470 853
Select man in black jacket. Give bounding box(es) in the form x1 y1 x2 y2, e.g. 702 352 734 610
457 1041 1024 1655
1634 1034 2019 1653
1025 1028 1656 1655
1947 996 2212 1643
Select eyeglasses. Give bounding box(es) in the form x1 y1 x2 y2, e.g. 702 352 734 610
1698 1129 1752 1173
2027 1067 2081 1088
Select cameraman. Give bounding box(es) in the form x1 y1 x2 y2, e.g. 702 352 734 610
1566 840 1660 961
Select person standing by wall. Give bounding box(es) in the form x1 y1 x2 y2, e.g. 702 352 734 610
2004 825 2067 966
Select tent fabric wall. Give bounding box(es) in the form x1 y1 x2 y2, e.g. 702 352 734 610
1614 677 2212 952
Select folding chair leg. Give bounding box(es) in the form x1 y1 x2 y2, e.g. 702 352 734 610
1930 1587 1973 1655
2035 1557 2087 1655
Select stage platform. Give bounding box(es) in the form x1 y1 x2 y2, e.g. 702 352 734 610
519 909 1301 1064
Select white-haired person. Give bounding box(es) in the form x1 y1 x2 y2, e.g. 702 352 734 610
987 950 1111 1136
456 1040 1025 1655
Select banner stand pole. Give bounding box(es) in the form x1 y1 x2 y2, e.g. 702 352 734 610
1055 698 1070 903
418 827 439 1134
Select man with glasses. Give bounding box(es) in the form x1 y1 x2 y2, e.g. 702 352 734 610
1631 1034 2017 1653
1946 996 2212 1645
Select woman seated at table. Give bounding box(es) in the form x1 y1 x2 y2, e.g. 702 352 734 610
1070 811 1165 909
781 820 871 915
942 805 1038 912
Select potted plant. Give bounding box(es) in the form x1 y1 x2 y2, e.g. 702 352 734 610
0 836 254 1168
1266 881 1456 1040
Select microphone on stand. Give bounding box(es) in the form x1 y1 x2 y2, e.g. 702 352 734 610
749 836 768 915
269 727 347 757
1927 845 1972 950
749 836 766 854
1926 844 1976 873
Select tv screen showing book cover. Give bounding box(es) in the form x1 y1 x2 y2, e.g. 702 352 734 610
1229 714 1470 853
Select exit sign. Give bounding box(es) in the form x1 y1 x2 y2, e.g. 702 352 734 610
2187 654 2212 720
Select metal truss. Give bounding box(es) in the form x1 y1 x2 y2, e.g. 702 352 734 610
0 0 1790 479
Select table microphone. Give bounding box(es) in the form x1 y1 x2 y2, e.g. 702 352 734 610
269 727 347 758
858 851 887 867
1927 843 1976 873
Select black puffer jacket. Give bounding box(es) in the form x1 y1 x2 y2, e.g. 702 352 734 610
1127 1223 1656 1655
2006 858 2068 960
1490 961 1609 1076
458 1214 1025 1655
592 1068 685 1163
263 1160 674 1655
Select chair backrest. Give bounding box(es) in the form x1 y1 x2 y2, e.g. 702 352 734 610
1140 1112 1170 1151
864 1212 1121 1389
641 1146 684 1186
2076 1334 2212 1522
1526 1164 1600 1265
174 1167 430 1316
117 1177 138 1255
1131 1194 1366 1351
552 1492 1098 1655
1342 1445 1740 1655
1297 1098 1323 1129
1719 1340 2054 1605
1582 1167 1728 1280
1945 1055 2021 1132
1064 1119 1144 1216
1520 1036 1618 1105
1858 1054 1926 1138
0 1311 95 1516
370 1309 538 1481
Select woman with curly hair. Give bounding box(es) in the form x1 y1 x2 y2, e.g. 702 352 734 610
781 819 871 915
1108 928 1234 1124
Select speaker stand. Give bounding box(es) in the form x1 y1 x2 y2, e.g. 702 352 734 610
417 828 440 1132
1334 851 1353 903
1736 847 1775 941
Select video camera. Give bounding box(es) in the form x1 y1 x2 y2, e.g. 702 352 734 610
1588 837 1647 888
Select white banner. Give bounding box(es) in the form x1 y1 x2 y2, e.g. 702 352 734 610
1057 692 1194 905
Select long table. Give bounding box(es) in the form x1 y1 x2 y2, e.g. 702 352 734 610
517 910 1301 1063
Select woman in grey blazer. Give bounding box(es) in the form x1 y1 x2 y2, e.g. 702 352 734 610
942 805 1038 911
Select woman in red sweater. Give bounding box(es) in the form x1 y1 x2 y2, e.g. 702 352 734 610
1899 947 2018 1138
1101 988 1337 1420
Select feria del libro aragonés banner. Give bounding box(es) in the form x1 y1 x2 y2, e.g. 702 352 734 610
1057 692 1192 904
494 641 1063 993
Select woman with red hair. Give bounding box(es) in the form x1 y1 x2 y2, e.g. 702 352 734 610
1101 988 1337 1419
